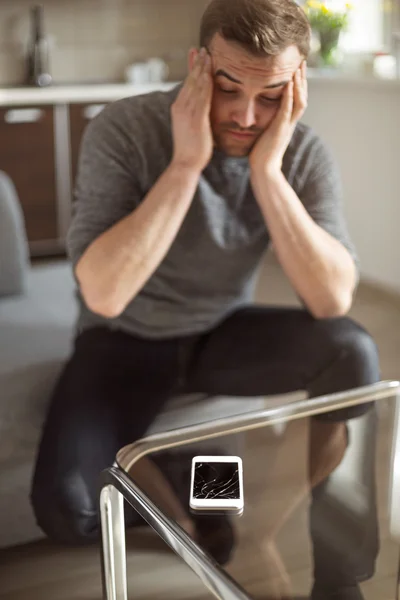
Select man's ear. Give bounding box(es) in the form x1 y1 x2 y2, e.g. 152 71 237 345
188 47 200 73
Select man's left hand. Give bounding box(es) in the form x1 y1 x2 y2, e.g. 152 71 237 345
249 61 308 176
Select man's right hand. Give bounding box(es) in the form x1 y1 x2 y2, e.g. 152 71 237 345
171 47 214 175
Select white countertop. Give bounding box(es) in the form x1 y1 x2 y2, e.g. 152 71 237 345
307 67 400 89
0 81 181 107
0 70 399 106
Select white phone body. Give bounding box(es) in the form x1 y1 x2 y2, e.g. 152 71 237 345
189 455 244 515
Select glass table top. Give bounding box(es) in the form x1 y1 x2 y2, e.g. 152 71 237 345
101 382 400 600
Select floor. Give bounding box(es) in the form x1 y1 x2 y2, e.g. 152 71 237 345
1 254 400 599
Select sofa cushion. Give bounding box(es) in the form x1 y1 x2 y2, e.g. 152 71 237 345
0 261 78 463
0 171 29 298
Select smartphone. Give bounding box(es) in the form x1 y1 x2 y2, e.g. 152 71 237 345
189 455 244 516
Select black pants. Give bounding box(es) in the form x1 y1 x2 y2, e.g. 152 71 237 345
31 307 380 587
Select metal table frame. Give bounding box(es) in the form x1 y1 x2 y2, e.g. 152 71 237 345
99 381 400 600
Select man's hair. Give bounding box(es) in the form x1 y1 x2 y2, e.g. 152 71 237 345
200 0 311 59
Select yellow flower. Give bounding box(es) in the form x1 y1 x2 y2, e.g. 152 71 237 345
345 2 353 10
321 5 331 15
306 0 323 9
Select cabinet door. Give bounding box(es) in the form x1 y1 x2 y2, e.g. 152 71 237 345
69 103 107 187
0 106 58 244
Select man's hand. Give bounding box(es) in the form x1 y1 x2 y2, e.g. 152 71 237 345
249 61 308 176
171 48 214 175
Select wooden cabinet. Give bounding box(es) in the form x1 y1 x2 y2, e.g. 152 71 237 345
69 102 107 187
0 100 108 257
0 106 58 246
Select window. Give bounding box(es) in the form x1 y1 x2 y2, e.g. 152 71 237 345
300 0 398 53
340 0 384 52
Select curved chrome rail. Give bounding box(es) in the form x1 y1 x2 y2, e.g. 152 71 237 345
117 381 400 472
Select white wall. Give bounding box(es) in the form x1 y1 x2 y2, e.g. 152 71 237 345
302 77 400 293
0 0 208 85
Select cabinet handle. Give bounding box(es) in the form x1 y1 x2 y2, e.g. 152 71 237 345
82 104 106 120
4 108 45 124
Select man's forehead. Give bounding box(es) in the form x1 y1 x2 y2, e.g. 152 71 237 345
209 34 301 83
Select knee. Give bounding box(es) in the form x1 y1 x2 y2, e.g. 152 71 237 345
339 319 380 380
323 318 380 381
31 475 99 546
312 318 380 420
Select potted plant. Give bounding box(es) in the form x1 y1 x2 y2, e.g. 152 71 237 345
304 1 352 68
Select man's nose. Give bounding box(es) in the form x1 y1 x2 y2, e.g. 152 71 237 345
233 101 257 130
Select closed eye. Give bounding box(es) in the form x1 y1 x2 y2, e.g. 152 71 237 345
219 88 237 95
261 96 282 104
218 88 281 104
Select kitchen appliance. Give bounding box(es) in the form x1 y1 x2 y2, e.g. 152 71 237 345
25 4 52 87
147 58 169 83
125 58 169 84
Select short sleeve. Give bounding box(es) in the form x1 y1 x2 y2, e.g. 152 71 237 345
66 103 144 268
297 135 359 275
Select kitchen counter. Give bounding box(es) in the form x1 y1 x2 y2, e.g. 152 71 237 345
0 81 180 106
307 67 400 89
1 69 400 106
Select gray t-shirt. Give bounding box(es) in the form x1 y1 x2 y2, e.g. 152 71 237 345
67 84 357 339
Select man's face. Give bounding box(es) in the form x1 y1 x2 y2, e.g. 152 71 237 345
189 34 303 158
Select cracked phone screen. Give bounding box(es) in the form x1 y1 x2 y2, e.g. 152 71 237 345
193 462 240 499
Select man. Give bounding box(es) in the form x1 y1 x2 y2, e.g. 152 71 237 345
31 0 381 598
